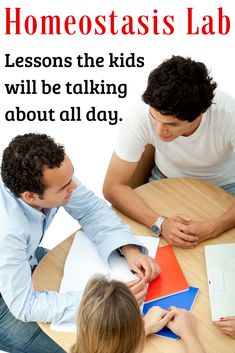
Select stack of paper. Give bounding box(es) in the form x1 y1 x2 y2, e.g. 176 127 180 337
143 245 199 339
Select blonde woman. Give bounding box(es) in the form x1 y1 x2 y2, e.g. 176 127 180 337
71 275 205 353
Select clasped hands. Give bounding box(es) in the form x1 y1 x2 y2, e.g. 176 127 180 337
161 213 217 249
144 306 197 338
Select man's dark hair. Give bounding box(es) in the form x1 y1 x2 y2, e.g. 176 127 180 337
142 55 217 122
1 133 65 197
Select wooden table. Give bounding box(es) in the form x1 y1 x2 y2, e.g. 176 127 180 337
32 178 235 353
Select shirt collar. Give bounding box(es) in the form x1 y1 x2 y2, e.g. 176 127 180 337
17 197 46 221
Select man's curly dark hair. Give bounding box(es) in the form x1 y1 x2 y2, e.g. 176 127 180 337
142 55 217 122
1 133 65 198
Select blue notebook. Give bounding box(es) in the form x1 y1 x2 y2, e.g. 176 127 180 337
143 286 199 339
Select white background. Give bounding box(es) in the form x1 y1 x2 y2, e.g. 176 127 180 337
0 0 235 247
0 0 235 352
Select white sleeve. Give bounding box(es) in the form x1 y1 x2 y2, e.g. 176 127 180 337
115 102 151 162
215 90 235 151
229 118 235 151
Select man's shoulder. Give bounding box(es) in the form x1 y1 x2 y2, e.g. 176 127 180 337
125 101 149 122
213 89 235 112
0 176 23 223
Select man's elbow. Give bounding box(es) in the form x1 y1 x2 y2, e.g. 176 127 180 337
102 180 113 203
103 173 130 204
103 177 124 204
10 304 32 323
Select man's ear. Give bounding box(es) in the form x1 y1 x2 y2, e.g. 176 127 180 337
21 191 39 204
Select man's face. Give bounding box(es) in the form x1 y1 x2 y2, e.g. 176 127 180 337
32 154 77 210
149 108 202 142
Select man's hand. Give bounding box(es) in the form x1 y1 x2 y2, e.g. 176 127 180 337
161 214 199 248
126 277 148 305
214 316 235 338
184 220 217 243
121 245 160 282
171 215 218 243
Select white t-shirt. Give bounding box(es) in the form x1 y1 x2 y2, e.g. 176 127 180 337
115 90 235 186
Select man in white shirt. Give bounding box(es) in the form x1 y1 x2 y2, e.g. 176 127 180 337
103 55 235 249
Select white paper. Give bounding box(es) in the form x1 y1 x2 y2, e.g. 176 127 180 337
51 230 159 332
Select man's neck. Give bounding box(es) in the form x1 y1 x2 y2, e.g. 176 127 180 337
183 114 203 137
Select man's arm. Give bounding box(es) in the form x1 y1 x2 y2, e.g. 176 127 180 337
0 231 83 324
103 153 198 248
103 152 159 227
184 204 235 243
64 176 160 282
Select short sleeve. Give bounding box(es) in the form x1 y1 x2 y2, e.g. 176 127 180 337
115 102 151 162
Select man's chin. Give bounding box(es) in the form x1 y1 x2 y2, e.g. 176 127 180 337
159 135 175 142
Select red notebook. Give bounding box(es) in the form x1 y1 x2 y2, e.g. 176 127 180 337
145 245 189 303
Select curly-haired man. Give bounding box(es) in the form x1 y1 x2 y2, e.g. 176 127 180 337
103 55 235 250
0 133 159 353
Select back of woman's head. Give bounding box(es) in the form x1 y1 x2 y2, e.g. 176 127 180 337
71 275 144 353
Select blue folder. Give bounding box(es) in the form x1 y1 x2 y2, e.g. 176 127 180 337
143 286 199 339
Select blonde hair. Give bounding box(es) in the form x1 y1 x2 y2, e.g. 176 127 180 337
71 275 145 353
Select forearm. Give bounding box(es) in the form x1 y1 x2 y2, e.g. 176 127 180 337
183 334 206 353
66 180 147 261
0 258 81 323
187 204 235 243
105 184 158 228
211 204 235 237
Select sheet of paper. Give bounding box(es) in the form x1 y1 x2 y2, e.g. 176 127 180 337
51 230 159 332
60 230 110 293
